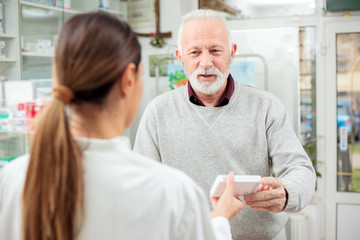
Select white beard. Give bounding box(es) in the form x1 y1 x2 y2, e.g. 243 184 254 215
185 64 230 95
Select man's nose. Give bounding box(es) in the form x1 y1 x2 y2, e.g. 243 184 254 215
199 51 213 69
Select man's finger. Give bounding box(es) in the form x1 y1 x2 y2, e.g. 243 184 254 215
246 197 286 209
255 183 264 192
244 187 285 202
260 177 282 188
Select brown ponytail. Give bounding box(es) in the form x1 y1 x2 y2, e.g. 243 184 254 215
22 99 82 240
22 12 141 240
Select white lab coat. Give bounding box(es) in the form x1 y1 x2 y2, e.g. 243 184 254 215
0 136 231 240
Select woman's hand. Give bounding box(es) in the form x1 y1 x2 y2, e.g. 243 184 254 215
210 171 245 220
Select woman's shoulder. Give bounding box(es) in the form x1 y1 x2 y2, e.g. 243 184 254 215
0 155 29 209
0 155 29 182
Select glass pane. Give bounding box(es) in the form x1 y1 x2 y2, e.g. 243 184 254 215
20 4 62 79
0 0 21 80
299 27 318 180
200 0 316 19
336 32 360 193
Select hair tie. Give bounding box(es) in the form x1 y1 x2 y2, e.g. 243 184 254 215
53 85 74 104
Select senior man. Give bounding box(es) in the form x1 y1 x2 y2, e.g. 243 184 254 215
134 9 315 240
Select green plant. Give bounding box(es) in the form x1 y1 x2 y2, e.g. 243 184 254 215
303 139 322 178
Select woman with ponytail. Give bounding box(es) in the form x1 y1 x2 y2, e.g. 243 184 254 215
0 12 244 240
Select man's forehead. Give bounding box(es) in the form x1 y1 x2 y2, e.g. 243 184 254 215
183 18 227 32
181 19 229 49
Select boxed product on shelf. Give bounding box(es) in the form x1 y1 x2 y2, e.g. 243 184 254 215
99 0 110 9
64 0 71 9
36 39 52 53
14 103 26 132
23 40 35 53
0 101 49 133
55 0 63 7
0 110 10 131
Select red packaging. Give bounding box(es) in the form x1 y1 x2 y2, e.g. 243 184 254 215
25 102 35 119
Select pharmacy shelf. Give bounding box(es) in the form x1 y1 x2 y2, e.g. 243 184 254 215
0 34 16 39
20 0 81 14
0 58 16 62
99 8 126 17
22 52 54 57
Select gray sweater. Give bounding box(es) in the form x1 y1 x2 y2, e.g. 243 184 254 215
134 82 316 240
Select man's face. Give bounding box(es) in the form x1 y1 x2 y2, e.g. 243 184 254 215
176 18 236 95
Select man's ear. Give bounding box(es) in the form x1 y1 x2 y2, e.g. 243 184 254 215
176 49 183 68
230 43 237 64
120 63 136 97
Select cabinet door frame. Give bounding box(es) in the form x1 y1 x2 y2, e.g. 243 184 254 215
324 19 360 240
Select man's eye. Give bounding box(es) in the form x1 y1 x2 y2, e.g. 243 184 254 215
190 51 199 55
211 49 220 53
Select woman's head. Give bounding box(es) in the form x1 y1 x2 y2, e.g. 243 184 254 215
22 13 142 240
54 12 141 105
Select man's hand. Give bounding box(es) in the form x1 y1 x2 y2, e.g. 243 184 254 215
210 172 245 220
244 177 287 213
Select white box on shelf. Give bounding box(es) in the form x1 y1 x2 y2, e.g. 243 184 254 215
64 0 71 9
4 81 35 104
36 39 52 54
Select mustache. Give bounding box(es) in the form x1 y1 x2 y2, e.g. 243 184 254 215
194 67 222 76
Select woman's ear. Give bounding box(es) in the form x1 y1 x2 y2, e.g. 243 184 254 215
120 63 136 97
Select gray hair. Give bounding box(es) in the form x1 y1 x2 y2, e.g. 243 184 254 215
177 9 232 55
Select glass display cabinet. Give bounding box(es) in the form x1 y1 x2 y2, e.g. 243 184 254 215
19 0 127 80
0 0 128 170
